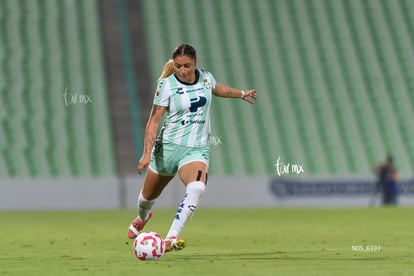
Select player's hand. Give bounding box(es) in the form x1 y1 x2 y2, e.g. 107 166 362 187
242 89 257 104
137 154 151 175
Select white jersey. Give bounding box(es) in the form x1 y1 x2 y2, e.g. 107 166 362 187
154 69 216 147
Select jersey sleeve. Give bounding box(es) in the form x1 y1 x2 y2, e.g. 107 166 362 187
153 79 170 107
206 71 217 89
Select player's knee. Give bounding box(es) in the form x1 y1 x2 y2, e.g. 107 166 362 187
196 169 208 184
187 180 206 198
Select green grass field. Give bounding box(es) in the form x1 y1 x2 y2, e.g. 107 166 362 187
1 208 413 275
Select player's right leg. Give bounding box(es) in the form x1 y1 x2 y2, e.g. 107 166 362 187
164 160 208 252
128 169 173 239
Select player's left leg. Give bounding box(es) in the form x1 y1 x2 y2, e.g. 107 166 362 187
165 161 208 251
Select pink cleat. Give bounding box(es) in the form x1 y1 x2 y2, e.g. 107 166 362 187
127 211 152 239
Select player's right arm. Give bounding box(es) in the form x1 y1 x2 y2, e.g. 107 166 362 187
137 105 167 174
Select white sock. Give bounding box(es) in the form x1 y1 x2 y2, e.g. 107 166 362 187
166 181 205 238
137 191 155 221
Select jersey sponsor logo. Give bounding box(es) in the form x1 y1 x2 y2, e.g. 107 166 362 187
176 87 204 94
181 119 206 125
176 87 184 94
180 96 207 125
187 87 204 93
189 96 207 112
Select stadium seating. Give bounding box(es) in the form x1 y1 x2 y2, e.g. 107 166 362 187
0 0 115 177
1 0 413 178
141 0 414 176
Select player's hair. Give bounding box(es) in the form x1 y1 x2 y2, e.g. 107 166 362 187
158 59 175 84
172 43 197 60
157 44 197 84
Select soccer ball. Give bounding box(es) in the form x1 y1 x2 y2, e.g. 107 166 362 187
133 232 165 261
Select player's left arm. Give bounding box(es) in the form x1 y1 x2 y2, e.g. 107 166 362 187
213 83 257 104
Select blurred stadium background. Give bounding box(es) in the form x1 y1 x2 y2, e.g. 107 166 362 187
1 0 413 209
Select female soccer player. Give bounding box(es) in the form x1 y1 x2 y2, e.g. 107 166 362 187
127 44 257 251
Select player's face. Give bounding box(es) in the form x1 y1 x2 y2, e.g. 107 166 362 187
173 55 196 83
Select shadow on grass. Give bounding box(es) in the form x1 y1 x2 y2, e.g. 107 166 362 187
168 251 393 262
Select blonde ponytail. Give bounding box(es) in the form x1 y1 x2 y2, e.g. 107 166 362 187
158 59 175 85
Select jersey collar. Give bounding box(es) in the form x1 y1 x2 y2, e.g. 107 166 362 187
174 69 200 85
